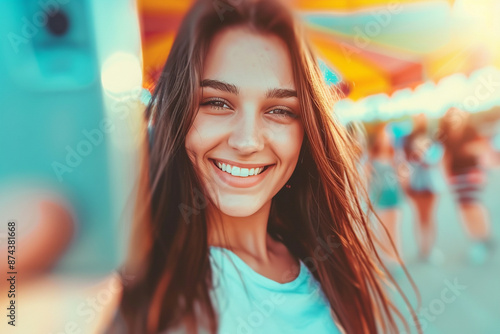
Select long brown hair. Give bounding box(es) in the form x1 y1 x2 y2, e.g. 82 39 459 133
113 0 418 333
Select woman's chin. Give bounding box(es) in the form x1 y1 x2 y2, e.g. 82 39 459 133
218 205 260 218
215 196 267 218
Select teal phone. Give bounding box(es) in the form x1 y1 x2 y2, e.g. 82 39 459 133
0 0 142 275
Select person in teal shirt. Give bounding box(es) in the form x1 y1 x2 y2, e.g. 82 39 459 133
107 1 418 333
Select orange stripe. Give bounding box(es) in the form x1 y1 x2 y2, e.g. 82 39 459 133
138 0 195 14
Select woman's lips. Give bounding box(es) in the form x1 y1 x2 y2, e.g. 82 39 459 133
210 159 274 188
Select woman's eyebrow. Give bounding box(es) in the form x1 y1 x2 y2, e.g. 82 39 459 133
266 88 297 99
200 79 297 99
200 79 239 95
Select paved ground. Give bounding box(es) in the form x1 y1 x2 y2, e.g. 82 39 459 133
393 167 500 334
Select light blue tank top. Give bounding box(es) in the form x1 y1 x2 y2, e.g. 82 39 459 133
209 246 342 334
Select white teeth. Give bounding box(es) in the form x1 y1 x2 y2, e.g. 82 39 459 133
214 160 267 177
231 166 240 176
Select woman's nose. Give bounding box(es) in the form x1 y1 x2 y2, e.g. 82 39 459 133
227 112 265 155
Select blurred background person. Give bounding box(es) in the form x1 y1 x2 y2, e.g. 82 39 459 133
403 114 443 261
367 123 404 264
438 107 494 264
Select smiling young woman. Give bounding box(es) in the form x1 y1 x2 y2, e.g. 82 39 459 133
107 0 418 333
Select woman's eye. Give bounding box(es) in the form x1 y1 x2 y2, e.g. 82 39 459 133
267 108 298 119
201 99 231 110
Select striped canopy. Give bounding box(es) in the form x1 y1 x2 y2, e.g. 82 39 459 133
138 0 499 100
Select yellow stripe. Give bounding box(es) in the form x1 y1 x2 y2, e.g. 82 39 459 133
289 0 437 11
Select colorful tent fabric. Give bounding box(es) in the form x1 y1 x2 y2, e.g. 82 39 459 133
138 0 499 99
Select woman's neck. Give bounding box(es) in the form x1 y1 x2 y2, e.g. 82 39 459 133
207 200 277 262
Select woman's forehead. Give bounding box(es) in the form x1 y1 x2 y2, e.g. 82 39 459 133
202 27 296 92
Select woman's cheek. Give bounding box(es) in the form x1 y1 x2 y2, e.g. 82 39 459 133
273 123 303 152
194 114 231 141
269 125 303 170
186 117 219 151
262 119 300 144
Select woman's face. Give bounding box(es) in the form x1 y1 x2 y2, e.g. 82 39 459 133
185 27 304 217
